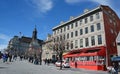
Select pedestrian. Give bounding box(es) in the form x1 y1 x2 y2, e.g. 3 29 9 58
9 54 12 62
13 54 17 61
5 52 9 62
0 51 2 59
47 59 50 66
44 58 47 65
75 61 77 68
34 56 38 65
2 53 6 63
113 62 119 74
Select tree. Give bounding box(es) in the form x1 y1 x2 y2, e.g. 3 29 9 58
52 36 69 70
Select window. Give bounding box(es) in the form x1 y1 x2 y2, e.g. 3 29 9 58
54 31 56 35
75 31 78 36
98 35 102 44
97 23 101 30
66 42 69 50
108 11 111 14
89 56 94 61
54 38 56 42
61 28 62 33
80 29 83 35
63 34 65 40
85 18 88 24
80 39 83 47
71 41 73 49
75 40 78 48
67 25 69 30
109 19 112 23
75 22 78 27
57 29 59 33
110 29 114 34
85 27 88 34
96 13 100 19
112 13 115 17
71 24 73 29
80 19 82 25
71 32 73 38
60 35 62 41
91 36 95 46
85 38 89 47
64 26 66 32
90 15 93 21
57 36 59 41
113 22 116 26
67 33 69 39
91 25 94 32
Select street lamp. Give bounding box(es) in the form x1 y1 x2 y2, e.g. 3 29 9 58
39 49 42 65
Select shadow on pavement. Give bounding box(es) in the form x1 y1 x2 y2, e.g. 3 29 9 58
0 67 8 69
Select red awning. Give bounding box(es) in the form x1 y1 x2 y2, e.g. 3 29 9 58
63 46 106 58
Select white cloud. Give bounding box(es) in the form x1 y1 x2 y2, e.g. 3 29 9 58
0 33 11 51
0 33 11 41
0 44 7 51
28 0 53 13
92 0 111 5
65 0 111 5
65 0 120 17
65 0 82 4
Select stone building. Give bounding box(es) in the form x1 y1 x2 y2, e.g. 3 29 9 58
28 27 43 64
116 32 120 56
7 28 43 57
42 34 56 60
52 5 120 70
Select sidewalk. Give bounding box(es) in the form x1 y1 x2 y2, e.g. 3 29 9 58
0 59 108 74
69 68 108 74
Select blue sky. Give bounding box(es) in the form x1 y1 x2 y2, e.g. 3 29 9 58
0 0 120 51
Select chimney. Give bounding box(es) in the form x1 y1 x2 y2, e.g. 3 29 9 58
70 16 74 20
84 9 89 13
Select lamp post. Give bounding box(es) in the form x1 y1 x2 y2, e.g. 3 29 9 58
39 49 42 65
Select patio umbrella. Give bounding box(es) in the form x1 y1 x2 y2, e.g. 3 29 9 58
111 56 120 62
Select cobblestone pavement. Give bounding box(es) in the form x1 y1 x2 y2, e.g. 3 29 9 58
0 59 108 74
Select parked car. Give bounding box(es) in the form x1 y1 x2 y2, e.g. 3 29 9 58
55 60 70 68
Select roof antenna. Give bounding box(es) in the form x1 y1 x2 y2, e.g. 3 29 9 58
35 24 36 28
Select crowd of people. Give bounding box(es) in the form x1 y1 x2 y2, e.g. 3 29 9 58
43 58 54 65
1 51 119 74
0 51 18 63
28 55 40 65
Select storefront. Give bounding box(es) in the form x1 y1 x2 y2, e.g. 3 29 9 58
63 46 106 71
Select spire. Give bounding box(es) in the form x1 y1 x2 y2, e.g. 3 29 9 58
32 25 37 41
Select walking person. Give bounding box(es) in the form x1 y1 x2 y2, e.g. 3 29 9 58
9 54 12 62
113 62 119 74
13 54 17 61
47 59 50 66
0 51 2 59
75 61 77 68
2 53 6 63
108 62 119 74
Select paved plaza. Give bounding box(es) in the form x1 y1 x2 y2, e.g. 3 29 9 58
0 59 108 74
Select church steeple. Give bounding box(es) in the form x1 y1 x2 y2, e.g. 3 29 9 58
32 25 37 41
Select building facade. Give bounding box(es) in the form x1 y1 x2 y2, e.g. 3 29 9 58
27 27 43 64
42 34 56 60
52 5 120 70
8 29 43 57
7 36 21 55
116 32 120 56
